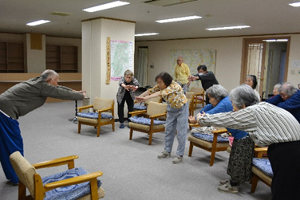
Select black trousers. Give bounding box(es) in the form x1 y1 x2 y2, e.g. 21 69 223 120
268 140 300 200
118 91 134 123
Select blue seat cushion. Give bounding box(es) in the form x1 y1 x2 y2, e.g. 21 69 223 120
129 116 166 125
77 112 113 119
252 158 273 177
191 132 229 143
43 167 102 200
133 105 147 110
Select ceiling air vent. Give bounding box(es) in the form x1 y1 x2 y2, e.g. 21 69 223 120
51 12 71 17
143 0 197 7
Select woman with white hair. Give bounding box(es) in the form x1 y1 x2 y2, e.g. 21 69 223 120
190 84 300 200
272 83 281 96
189 85 255 193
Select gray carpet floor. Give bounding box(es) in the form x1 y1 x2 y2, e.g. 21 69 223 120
0 101 271 200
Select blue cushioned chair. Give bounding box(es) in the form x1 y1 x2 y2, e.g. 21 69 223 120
77 97 115 137
9 151 105 200
188 125 230 166
129 101 167 145
251 147 272 193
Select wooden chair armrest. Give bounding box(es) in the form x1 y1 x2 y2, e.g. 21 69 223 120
254 147 268 158
32 155 79 169
212 127 228 134
149 113 167 119
129 110 147 116
78 105 93 112
97 107 113 113
189 123 201 128
44 171 103 191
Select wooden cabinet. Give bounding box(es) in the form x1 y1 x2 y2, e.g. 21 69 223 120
0 42 25 73
46 45 78 72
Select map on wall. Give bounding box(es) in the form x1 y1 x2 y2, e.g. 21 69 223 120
110 40 133 81
170 49 216 88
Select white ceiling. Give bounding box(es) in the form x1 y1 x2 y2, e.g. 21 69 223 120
1 0 300 41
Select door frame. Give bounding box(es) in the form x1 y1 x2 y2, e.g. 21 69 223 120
240 36 291 95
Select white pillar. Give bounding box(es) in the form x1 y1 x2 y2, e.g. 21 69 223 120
82 18 135 117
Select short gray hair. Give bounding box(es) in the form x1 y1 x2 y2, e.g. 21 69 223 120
41 69 58 81
229 84 259 109
273 83 281 91
124 69 133 77
206 85 229 102
279 82 297 97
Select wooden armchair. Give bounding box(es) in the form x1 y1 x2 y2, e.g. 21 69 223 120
188 125 230 166
251 147 272 193
189 87 205 108
129 101 167 145
134 96 162 111
186 92 196 116
9 151 105 200
77 97 115 137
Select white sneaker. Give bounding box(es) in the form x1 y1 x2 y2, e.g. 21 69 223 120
172 156 183 164
218 183 238 193
219 179 230 186
157 151 171 159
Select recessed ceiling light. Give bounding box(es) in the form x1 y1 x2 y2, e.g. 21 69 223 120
206 25 250 31
263 39 289 42
83 1 130 12
135 33 159 37
26 20 50 26
156 15 201 23
289 2 300 7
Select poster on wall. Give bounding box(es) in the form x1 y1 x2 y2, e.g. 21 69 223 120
170 49 216 88
110 40 133 81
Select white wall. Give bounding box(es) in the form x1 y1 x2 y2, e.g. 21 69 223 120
287 34 300 86
26 34 46 73
135 34 300 91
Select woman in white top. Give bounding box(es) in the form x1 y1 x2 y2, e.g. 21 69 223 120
245 75 260 101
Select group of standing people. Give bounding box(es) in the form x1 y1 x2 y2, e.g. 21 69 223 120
130 56 300 200
1 58 299 200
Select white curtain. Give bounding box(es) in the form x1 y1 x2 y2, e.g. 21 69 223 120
137 48 148 87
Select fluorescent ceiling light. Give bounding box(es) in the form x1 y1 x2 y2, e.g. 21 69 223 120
135 33 159 37
206 25 250 31
263 39 289 42
289 2 300 7
26 20 50 26
156 15 201 23
83 1 130 12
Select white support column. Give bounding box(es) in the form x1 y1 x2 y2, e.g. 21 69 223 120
82 18 135 117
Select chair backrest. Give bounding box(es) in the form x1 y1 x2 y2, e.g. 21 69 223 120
186 92 195 100
190 87 204 94
147 102 167 116
145 96 162 105
10 151 36 197
93 97 114 111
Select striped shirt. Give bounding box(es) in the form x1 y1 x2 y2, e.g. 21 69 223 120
198 102 300 146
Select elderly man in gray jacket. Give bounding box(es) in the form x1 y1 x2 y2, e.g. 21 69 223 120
0 69 85 184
